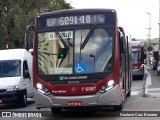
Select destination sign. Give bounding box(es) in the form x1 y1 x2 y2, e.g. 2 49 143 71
46 14 105 26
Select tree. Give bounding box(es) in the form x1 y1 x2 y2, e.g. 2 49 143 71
0 0 72 49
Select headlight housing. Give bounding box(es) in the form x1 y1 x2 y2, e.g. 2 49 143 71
99 80 115 93
7 85 19 91
36 83 50 95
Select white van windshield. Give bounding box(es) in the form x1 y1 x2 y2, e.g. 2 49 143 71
0 60 21 77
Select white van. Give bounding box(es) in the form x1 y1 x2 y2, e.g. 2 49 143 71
0 49 34 107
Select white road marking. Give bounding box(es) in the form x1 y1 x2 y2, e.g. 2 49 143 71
148 88 160 91
131 91 139 95
144 70 152 94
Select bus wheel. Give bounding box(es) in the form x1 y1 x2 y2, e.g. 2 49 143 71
113 104 123 111
51 107 62 114
126 89 131 97
20 94 27 107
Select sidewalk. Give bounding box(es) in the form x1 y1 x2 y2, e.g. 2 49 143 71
145 66 160 97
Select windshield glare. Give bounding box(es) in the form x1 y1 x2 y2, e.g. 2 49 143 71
0 60 21 77
37 27 113 75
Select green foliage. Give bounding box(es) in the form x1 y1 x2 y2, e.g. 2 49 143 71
0 0 72 49
142 40 148 50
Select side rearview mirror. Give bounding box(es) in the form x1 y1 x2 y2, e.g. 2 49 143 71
23 70 31 79
28 49 33 55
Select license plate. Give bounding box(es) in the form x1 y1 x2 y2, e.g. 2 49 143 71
67 101 82 106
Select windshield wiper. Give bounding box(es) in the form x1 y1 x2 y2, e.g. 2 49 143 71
53 27 71 60
38 51 57 56
53 27 68 48
80 25 96 50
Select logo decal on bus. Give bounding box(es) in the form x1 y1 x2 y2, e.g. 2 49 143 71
59 76 87 80
59 76 65 81
71 87 76 92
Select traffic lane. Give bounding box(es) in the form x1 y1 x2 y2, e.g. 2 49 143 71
0 79 144 115
144 69 160 98
31 78 146 119
0 98 50 112
0 77 154 120
0 76 145 109
122 76 145 111
0 98 35 111
123 71 160 112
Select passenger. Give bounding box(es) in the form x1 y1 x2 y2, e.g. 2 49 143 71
152 58 157 71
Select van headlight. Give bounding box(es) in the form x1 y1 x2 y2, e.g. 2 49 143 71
36 83 50 95
7 85 19 91
99 80 115 93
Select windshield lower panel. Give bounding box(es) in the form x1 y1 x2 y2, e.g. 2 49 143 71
37 27 113 75
0 60 21 77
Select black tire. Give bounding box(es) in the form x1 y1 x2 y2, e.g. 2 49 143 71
113 104 123 111
126 89 131 97
20 94 27 107
51 107 62 114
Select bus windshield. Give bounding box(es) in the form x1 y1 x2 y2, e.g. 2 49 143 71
0 60 21 77
132 48 142 64
132 52 141 64
37 27 113 75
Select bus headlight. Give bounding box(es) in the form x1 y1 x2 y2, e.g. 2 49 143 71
99 80 114 93
7 85 19 91
37 83 43 89
36 83 51 95
108 80 114 86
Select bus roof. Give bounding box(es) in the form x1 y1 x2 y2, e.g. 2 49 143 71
38 8 117 17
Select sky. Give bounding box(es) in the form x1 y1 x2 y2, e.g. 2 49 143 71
65 0 160 39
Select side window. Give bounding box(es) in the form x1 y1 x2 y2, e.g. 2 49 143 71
118 31 123 64
118 27 126 66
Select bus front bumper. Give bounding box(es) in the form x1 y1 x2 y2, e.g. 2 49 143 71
132 67 144 76
34 85 122 109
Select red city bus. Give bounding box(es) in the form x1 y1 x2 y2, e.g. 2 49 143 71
131 41 146 80
25 9 132 113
